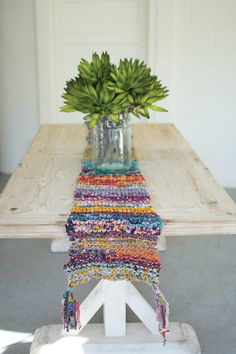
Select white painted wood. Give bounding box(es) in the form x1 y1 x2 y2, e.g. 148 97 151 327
30 322 201 354
79 280 104 332
103 280 126 336
126 282 159 335
35 0 57 124
1 124 236 238
62 280 160 337
76 280 158 336
147 0 158 70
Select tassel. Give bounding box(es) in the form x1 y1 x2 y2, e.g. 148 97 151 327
153 284 169 345
62 282 81 331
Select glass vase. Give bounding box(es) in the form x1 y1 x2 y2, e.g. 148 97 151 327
92 114 131 173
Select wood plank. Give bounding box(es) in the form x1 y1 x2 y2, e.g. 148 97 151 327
0 123 236 238
30 322 201 354
103 280 126 336
125 282 158 335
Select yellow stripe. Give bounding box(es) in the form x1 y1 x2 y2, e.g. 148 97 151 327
71 206 154 213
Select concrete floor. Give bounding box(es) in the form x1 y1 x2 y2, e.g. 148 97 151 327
0 173 236 354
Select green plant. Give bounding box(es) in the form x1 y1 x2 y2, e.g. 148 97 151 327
61 52 169 128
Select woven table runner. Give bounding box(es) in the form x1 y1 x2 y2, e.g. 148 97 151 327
62 145 169 343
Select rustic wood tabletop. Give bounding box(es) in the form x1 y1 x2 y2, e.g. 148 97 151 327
1 123 236 238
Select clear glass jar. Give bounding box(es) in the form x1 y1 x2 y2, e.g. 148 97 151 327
92 114 131 173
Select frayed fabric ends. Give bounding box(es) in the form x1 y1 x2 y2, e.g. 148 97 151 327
62 282 81 331
153 284 170 345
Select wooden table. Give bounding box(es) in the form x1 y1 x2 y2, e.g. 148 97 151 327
1 123 236 238
2 123 234 354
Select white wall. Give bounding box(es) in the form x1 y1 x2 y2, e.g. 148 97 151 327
0 0 39 174
0 0 235 187
155 0 236 187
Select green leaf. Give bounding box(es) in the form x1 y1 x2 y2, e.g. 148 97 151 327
133 107 141 118
60 104 76 112
114 87 125 93
132 110 140 118
91 113 100 119
112 105 124 114
127 94 134 104
134 87 146 94
140 94 149 104
109 114 120 123
110 73 118 82
112 92 128 104
88 117 98 128
83 114 92 121
146 96 159 104
150 105 168 112
143 107 150 118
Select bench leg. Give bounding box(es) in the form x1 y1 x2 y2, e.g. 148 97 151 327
30 280 201 353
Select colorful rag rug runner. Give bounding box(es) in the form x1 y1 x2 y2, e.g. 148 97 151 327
62 145 169 344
